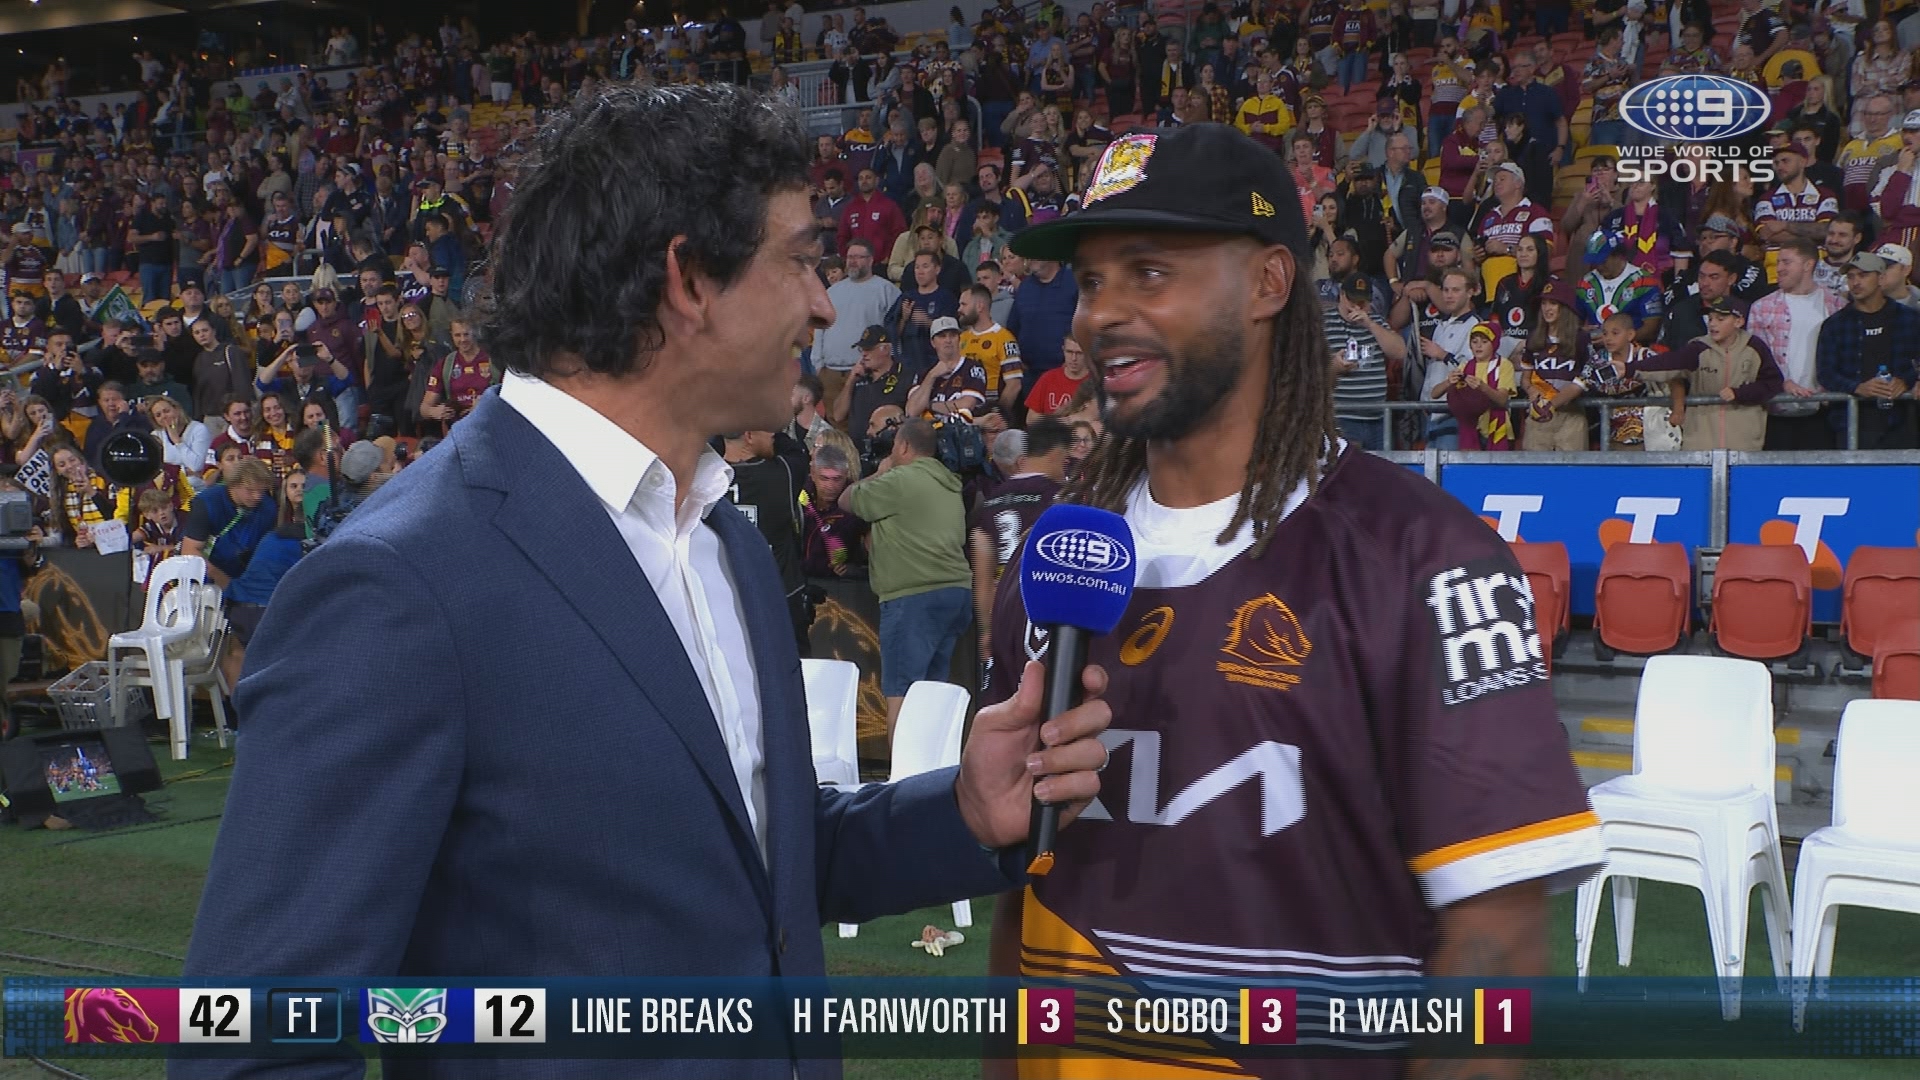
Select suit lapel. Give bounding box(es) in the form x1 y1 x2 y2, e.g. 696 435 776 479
707 505 813 903
461 395 764 876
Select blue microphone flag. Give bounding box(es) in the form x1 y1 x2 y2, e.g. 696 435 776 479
1017 504 1138 634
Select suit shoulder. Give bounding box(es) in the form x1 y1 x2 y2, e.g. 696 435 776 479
326 442 490 558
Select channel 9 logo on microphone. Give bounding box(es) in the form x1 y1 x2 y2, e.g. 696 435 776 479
1613 75 1775 185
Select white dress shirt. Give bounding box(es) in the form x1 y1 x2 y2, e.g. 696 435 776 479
501 373 769 860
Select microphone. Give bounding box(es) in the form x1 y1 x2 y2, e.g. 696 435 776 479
1016 503 1137 877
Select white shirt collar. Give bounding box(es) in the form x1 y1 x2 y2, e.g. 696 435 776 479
499 371 734 530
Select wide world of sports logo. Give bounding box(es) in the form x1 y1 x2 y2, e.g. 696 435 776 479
1614 75 1775 185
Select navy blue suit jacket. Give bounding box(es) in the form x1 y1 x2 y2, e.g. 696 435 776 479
175 390 1018 1079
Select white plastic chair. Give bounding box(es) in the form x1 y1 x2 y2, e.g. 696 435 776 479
887 680 970 784
801 658 861 790
839 679 974 938
1791 699 1920 1031
107 556 206 737
1574 655 1790 1020
115 582 232 758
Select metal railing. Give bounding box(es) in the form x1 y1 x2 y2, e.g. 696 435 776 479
1372 392 1880 451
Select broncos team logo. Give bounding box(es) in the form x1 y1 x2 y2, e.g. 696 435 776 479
64 988 163 1044
1217 595 1312 691
1083 134 1157 206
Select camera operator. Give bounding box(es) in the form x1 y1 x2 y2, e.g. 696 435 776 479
831 325 914 454
0 473 43 741
861 405 905 477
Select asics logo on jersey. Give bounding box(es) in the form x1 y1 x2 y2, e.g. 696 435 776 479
1081 730 1307 837
1035 528 1133 573
1427 560 1547 705
1119 606 1175 666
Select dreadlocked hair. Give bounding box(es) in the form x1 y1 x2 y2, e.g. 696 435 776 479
1062 282 1341 559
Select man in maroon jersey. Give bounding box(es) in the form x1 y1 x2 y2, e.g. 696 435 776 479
986 124 1603 1080
968 417 1072 670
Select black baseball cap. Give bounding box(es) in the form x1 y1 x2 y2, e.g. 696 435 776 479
1341 273 1373 302
857 324 892 349
1429 228 1463 250
1011 123 1309 263
429 265 452 278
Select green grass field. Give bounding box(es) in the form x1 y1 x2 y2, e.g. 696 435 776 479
4 749 1919 1080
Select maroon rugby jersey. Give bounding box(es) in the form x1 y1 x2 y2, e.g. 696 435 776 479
988 449 1602 1079
968 473 1059 580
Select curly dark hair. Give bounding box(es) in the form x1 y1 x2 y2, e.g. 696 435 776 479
481 83 813 380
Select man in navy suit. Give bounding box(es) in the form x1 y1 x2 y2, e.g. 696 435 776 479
176 84 1114 1080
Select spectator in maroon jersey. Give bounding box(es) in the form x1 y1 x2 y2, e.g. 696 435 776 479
799 440 868 579
967 416 1071 666
301 287 363 369
1438 105 1487 197
419 317 492 428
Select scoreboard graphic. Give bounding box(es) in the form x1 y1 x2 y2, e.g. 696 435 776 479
11 977 1920 1061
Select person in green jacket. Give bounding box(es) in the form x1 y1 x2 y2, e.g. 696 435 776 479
841 416 972 744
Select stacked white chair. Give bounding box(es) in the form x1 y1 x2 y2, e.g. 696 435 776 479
800 658 861 790
1790 699 1920 1031
108 553 205 730
116 581 233 758
1574 655 1790 1020
839 679 974 939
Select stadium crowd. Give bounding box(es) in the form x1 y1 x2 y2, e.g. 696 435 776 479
0 0 1916 736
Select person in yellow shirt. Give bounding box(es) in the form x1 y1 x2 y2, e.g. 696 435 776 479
957 283 1023 413
1836 95 1901 213
1234 68 1294 152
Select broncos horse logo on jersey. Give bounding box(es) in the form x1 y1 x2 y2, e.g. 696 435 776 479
1217 594 1312 690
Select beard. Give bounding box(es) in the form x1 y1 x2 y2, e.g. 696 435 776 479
1096 308 1247 443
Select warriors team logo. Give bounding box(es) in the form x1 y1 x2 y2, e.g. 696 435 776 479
1083 134 1157 206
364 988 450 1043
1217 595 1311 691
64 988 167 1044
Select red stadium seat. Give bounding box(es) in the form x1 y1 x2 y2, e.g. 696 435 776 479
1510 540 1571 663
1711 543 1813 663
1594 541 1692 657
1842 547 1920 661
1874 619 1920 700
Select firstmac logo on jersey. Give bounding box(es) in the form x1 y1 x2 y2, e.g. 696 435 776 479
1615 75 1774 185
1427 559 1547 706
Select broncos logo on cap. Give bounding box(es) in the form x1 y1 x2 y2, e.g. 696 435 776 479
1083 133 1158 206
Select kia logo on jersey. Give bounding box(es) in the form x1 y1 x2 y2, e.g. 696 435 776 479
1621 75 1771 142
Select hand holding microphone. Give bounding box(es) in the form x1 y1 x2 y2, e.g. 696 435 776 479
950 504 1132 867
1017 503 1138 876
